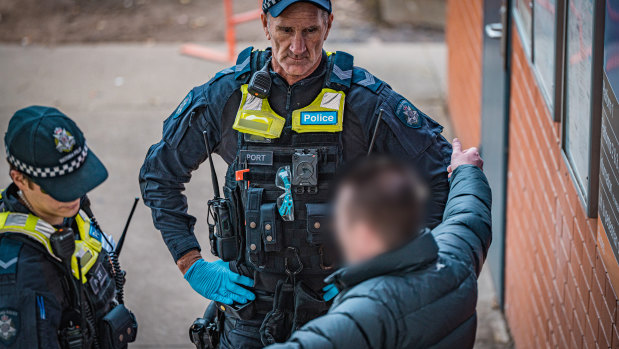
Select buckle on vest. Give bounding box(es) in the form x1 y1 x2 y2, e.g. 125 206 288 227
284 247 303 276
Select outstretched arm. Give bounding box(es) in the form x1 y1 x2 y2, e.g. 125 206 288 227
432 139 492 277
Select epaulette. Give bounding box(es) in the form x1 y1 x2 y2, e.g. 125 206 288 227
326 51 354 90
352 67 385 94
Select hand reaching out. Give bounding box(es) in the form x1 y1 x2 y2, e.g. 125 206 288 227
447 138 484 178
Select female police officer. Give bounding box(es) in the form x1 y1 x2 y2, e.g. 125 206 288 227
139 1 452 347
0 106 137 348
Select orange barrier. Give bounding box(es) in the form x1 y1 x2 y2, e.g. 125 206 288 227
180 0 262 63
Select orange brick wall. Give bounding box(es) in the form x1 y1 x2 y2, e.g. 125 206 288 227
446 0 483 148
503 30 619 348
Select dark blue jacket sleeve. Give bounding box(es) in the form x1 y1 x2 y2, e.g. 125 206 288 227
348 78 452 229
139 85 223 262
431 165 492 276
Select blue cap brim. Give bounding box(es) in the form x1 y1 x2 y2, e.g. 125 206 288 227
34 150 108 202
268 0 331 17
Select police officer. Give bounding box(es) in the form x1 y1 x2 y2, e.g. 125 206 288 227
0 106 137 348
139 0 452 347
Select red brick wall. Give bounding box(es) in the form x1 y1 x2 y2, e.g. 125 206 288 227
503 30 619 348
445 0 483 148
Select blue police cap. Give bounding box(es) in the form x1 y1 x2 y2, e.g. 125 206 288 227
4 106 108 202
263 0 332 17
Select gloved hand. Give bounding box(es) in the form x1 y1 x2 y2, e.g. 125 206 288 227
184 259 256 305
322 283 339 301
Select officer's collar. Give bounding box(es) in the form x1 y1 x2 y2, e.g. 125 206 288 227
325 228 439 290
2 183 31 214
2 183 74 228
270 51 328 88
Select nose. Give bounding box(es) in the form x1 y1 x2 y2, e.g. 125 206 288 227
289 32 306 56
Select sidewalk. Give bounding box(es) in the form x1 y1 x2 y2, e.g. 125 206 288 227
0 41 508 348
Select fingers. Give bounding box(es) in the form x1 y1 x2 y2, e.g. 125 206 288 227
227 291 251 304
322 284 339 302
230 272 255 288
452 138 462 153
227 283 256 301
211 295 233 305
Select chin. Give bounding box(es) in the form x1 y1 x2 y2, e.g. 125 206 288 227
282 62 313 77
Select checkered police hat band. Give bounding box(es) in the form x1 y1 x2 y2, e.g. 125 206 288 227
6 144 89 179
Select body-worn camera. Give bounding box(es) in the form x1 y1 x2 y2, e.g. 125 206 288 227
292 149 318 187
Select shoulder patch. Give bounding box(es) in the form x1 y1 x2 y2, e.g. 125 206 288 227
173 91 193 119
395 99 423 128
0 308 19 346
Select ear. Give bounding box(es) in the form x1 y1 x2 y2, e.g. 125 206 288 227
261 13 271 40
10 169 28 192
324 13 334 41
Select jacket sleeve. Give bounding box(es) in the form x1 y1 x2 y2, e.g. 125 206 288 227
369 91 452 229
266 295 396 349
431 164 492 276
138 87 219 262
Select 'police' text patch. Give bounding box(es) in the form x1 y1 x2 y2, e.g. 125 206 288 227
300 111 338 125
240 150 273 166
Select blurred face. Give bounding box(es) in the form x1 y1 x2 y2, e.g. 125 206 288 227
10 170 80 225
262 3 333 85
334 185 389 264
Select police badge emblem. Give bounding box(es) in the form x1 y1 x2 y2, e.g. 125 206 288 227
0 309 19 346
173 91 193 119
395 99 423 129
53 127 76 153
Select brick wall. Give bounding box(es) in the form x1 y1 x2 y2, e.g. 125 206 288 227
503 30 619 348
445 0 483 148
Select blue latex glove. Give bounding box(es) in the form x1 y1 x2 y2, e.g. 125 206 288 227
184 259 256 305
322 283 339 301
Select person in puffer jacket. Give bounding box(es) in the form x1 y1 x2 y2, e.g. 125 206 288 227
267 138 491 349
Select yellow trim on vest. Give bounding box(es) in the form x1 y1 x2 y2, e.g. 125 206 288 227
291 89 345 133
0 210 101 283
233 84 286 139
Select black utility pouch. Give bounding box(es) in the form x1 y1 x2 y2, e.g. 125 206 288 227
245 187 265 267
208 198 239 262
305 203 331 246
101 304 138 349
261 203 283 252
259 280 294 345
292 281 330 330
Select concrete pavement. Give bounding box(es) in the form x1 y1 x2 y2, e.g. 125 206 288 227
0 41 508 348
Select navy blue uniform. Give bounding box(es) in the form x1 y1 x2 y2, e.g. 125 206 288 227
139 49 452 263
0 184 116 348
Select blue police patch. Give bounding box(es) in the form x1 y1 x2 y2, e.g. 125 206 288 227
395 99 423 128
0 308 19 346
89 224 102 242
173 91 193 119
300 111 338 125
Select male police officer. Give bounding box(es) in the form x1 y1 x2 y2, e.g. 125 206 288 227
139 0 451 347
0 106 137 348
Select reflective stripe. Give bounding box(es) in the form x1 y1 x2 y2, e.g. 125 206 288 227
0 211 101 282
0 212 59 260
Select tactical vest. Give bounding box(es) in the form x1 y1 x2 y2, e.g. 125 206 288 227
0 196 119 348
220 48 354 289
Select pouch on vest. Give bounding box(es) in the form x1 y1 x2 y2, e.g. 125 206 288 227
259 280 294 345
305 203 331 246
260 203 282 252
291 89 345 133
245 187 264 267
292 281 330 331
233 85 286 139
209 198 239 262
100 304 138 349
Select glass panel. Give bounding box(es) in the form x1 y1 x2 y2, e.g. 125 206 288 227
515 0 533 50
533 0 557 108
564 0 595 194
605 0 619 91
